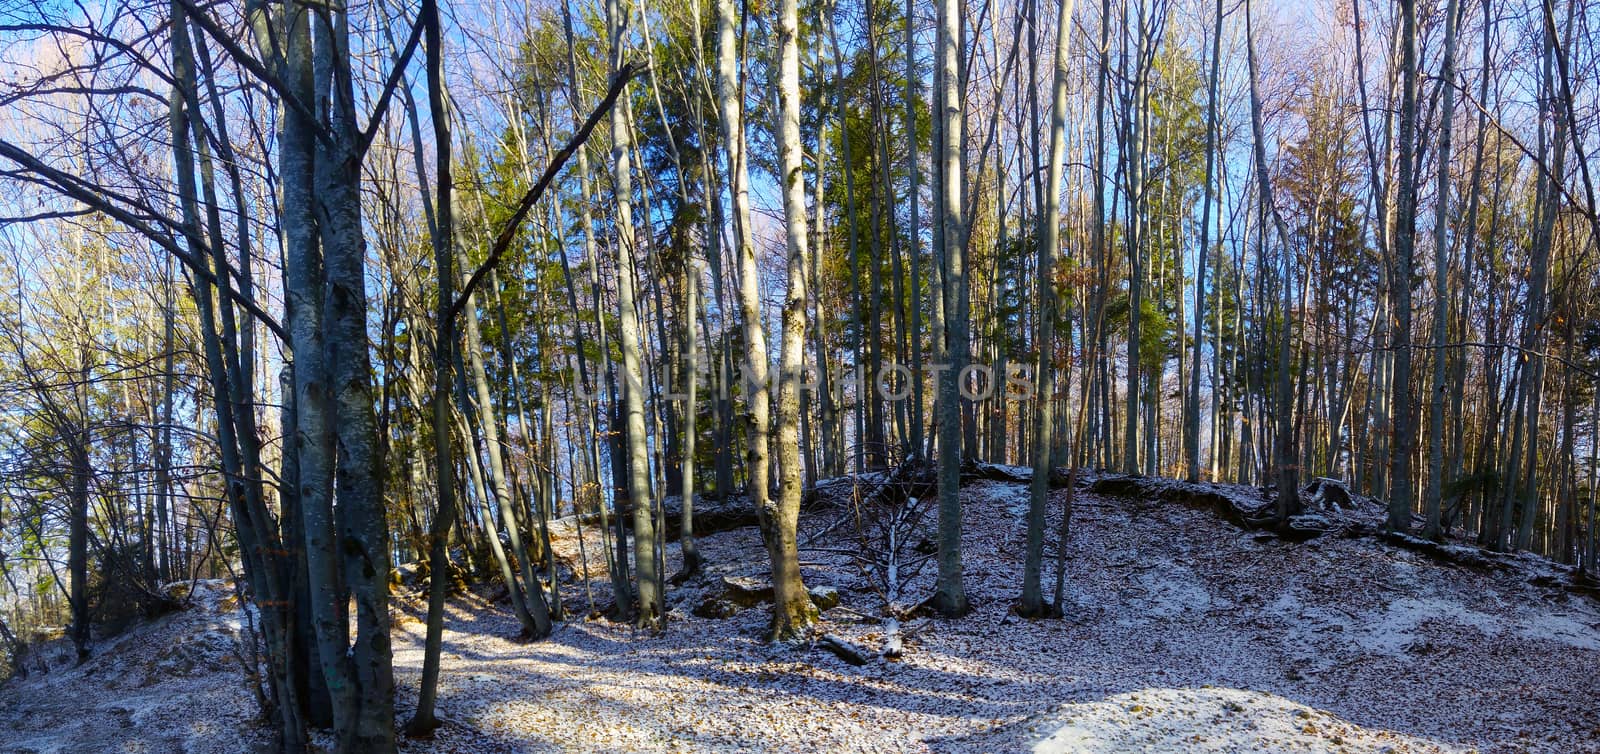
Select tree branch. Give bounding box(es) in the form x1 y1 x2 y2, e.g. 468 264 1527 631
447 61 645 320
0 207 95 226
0 139 289 342
175 0 335 149
356 12 426 157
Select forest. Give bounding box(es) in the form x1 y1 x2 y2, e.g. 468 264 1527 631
0 0 1597 750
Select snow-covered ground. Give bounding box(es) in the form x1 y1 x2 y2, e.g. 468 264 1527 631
4 478 1597 753
1027 687 1469 753
0 580 272 754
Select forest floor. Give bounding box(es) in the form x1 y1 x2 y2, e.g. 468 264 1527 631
2 475 1598 753
0 577 271 754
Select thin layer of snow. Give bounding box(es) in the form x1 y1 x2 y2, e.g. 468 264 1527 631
1028 687 1466 753
382 481 1600 753
966 478 1033 519
1271 588 1600 660
6 481 1599 753
0 580 269 754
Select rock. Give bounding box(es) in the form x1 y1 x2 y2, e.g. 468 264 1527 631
720 576 774 607
808 585 841 611
162 582 192 603
1303 477 1359 512
692 598 740 619
1282 514 1339 542
694 579 843 619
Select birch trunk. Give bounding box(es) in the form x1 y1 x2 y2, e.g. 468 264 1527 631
717 0 774 570
606 0 662 627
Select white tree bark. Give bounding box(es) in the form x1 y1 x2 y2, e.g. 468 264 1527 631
1021 0 1077 618
716 0 773 563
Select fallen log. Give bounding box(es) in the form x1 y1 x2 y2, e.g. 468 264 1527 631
657 494 757 540
1090 474 1272 531
816 633 871 666
1377 531 1509 571
959 460 1074 488
693 577 846 618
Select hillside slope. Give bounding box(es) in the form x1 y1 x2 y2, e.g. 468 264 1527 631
0 580 270 754
3 477 1596 753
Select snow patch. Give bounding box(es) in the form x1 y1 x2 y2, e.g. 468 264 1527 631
1116 565 1229 622
1028 687 1467 753
1269 588 1600 661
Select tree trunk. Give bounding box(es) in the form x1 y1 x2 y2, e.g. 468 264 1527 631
1020 0 1076 619
931 0 969 617
718 0 777 609
1187 0 1222 484
768 0 821 641
904 0 926 459
1386 0 1420 533
1244 0 1299 519
1422 0 1462 540
607 0 661 628
410 0 458 731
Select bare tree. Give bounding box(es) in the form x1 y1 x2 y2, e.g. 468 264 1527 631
931 0 971 618
767 0 820 640
1021 0 1078 619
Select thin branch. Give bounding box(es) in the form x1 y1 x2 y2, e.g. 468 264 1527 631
0 207 95 226
175 0 335 149
356 12 426 157
0 139 289 342
447 61 646 320
0 23 179 89
1356 340 1598 381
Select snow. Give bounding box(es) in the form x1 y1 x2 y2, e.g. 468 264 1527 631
0 580 270 754
4 480 1598 753
1269 587 1600 660
1520 612 1600 651
381 478 1600 753
965 478 1033 518
1027 687 1468 753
